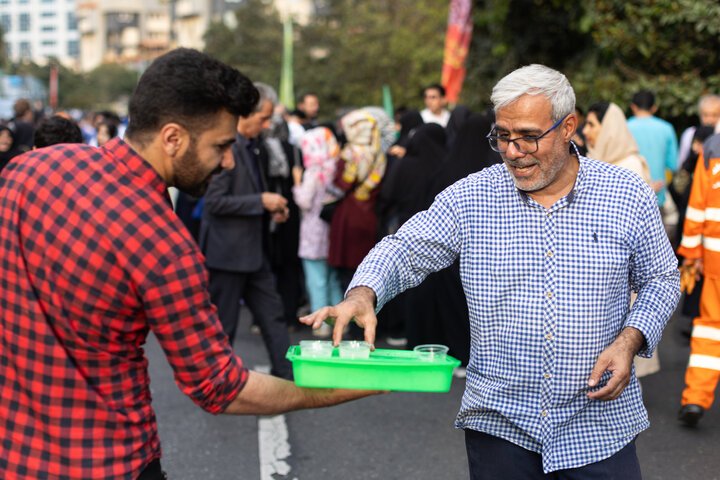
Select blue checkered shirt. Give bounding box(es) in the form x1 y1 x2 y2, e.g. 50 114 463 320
349 154 680 472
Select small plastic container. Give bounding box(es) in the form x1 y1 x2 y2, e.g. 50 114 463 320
414 344 449 361
338 340 371 359
300 340 334 358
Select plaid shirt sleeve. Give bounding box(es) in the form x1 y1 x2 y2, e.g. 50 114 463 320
626 186 681 357
141 247 247 413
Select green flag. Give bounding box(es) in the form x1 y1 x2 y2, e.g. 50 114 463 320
382 84 394 120
279 19 295 110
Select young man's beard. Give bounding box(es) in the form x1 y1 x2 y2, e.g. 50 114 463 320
173 145 223 198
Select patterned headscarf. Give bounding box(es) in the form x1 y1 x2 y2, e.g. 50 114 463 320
300 126 339 186
340 109 387 201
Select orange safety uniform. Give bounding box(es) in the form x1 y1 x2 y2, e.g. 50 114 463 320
677 133 720 409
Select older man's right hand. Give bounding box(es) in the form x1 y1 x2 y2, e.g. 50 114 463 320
299 286 378 347
261 192 288 212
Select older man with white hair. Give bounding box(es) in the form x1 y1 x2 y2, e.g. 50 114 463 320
301 64 680 478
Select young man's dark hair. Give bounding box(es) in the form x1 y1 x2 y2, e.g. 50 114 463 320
423 83 446 97
631 90 656 111
34 115 83 148
298 92 318 103
124 48 259 146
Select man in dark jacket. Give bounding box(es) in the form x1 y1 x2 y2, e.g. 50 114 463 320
199 83 293 379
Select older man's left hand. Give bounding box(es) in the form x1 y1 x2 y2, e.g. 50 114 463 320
587 327 645 401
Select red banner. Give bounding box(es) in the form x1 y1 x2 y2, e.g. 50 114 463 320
441 0 473 104
49 64 58 111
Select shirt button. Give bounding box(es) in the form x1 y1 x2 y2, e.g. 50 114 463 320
545 334 552 340
546 251 553 257
546 292 553 299
544 373 551 379
541 410 548 417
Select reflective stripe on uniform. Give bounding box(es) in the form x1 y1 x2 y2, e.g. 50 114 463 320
681 235 702 249
686 206 706 223
692 325 720 342
688 354 720 371
705 236 720 252
705 208 720 222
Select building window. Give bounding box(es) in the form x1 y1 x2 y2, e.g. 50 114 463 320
19 13 30 32
67 12 77 30
42 11 57 18
41 25 56 32
67 40 79 57
0 14 10 33
0 0 9 6
41 0 55 3
18 0 29 4
19 42 31 59
41 40 56 46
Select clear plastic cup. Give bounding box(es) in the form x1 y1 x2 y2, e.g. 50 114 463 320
338 340 371 359
413 344 449 361
300 340 334 358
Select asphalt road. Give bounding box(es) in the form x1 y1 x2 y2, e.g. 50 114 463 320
147 306 720 479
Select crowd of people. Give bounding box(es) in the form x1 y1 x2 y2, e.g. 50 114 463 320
0 100 125 171
0 48 719 478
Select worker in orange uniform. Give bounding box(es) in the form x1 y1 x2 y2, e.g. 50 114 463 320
677 132 720 426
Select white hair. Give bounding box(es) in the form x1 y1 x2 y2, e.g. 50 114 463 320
491 64 575 122
699 94 720 110
253 82 278 112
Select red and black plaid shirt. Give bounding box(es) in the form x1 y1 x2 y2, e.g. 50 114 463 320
0 138 248 479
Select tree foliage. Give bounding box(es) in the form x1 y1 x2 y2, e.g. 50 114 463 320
575 0 720 123
464 0 720 132
203 0 283 86
204 0 448 121
294 0 448 117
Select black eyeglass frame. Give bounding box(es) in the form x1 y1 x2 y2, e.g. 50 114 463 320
486 115 569 154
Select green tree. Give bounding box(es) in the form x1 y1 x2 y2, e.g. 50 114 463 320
203 0 283 86
575 0 720 125
203 0 448 121
295 0 448 118
463 0 720 131
462 0 592 111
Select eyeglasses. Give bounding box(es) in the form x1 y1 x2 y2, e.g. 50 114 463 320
486 115 567 154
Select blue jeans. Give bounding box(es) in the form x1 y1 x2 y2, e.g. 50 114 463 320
465 430 642 480
302 258 344 311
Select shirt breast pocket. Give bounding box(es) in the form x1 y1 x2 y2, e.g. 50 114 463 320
571 226 629 285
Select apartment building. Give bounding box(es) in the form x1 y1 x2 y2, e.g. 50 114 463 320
1 0 81 67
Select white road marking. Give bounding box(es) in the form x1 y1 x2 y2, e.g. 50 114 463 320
255 365 296 480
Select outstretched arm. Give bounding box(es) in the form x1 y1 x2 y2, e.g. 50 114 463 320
223 369 383 415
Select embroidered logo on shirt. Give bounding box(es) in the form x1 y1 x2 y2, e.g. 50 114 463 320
713 163 720 176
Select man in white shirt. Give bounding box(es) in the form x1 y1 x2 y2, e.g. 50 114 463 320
420 84 451 127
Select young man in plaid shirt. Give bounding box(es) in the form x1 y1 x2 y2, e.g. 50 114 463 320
0 48 377 480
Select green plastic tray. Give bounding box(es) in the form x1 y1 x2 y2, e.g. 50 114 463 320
286 345 461 392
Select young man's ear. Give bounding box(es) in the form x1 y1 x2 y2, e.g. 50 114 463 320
159 123 188 158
